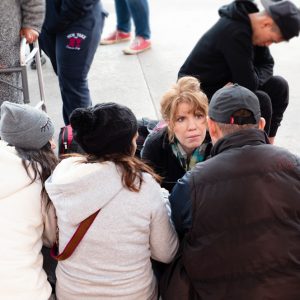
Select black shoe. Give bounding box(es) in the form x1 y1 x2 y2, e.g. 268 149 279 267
30 55 46 70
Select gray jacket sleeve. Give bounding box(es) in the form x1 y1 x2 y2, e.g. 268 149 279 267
21 0 45 33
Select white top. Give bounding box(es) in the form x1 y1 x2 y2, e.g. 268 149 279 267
0 141 56 300
46 157 178 300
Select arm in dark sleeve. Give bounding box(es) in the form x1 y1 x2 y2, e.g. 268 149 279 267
223 30 259 91
169 172 192 240
141 132 164 176
253 46 274 86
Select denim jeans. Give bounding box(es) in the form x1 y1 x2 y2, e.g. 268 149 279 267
115 0 151 39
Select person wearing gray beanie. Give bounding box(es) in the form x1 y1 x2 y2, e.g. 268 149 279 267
45 102 178 300
0 101 54 150
0 101 58 299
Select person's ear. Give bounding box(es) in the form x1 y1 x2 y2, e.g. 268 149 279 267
131 131 139 156
258 117 266 130
207 116 215 133
49 138 56 150
261 15 273 29
207 117 220 145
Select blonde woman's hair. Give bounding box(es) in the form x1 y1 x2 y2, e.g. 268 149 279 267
160 76 208 142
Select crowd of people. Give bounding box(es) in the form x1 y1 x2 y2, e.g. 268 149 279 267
1 0 300 300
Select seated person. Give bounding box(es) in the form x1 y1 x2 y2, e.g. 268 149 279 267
141 76 211 192
178 0 300 144
162 84 300 299
45 102 178 300
0 101 58 300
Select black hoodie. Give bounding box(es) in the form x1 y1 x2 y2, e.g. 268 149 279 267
43 0 105 33
178 0 274 98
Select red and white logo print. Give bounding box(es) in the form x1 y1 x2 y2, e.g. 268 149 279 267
66 33 87 50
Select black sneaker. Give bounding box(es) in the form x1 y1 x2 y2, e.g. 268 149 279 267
30 55 46 70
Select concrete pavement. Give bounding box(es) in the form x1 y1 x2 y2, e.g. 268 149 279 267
28 0 300 155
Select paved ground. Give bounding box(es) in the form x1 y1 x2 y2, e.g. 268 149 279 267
28 0 300 155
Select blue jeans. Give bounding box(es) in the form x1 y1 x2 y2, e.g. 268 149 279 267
115 0 151 39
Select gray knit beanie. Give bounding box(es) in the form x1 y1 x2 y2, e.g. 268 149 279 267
0 101 54 150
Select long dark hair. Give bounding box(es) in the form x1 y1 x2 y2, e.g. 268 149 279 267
15 142 58 208
75 152 161 192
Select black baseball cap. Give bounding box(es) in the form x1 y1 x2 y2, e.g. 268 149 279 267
261 0 300 40
208 84 261 125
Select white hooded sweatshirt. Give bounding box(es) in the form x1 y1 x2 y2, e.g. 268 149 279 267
45 157 178 300
0 141 56 300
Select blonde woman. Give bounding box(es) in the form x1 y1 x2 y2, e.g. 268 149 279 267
142 76 211 192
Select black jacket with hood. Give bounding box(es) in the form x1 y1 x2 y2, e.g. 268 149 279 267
178 0 274 98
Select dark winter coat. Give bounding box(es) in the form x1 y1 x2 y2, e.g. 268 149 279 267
141 127 211 193
178 0 274 98
162 129 300 300
43 0 104 33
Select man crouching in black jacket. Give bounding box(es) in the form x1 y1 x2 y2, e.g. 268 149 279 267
162 84 300 300
178 0 300 144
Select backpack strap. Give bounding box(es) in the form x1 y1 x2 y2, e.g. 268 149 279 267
66 125 73 150
51 209 100 261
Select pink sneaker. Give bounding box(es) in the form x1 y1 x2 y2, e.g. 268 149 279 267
100 30 131 45
123 37 151 55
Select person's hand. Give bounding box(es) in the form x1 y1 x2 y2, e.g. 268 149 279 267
268 136 275 145
20 28 39 44
224 82 233 87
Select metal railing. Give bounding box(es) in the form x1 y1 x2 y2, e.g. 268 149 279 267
0 37 46 111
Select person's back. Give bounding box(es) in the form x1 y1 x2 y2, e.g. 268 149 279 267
46 102 178 299
0 142 53 299
0 102 57 300
162 84 300 299
186 130 300 299
47 158 177 299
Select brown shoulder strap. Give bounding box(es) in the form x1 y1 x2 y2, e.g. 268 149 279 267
51 209 100 261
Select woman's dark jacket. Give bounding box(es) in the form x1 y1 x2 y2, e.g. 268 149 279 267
163 129 300 299
141 127 211 193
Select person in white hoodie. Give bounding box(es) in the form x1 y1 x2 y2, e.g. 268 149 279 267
46 102 179 300
0 101 58 300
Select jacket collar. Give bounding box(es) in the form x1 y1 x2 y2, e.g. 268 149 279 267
211 129 269 157
161 127 171 150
